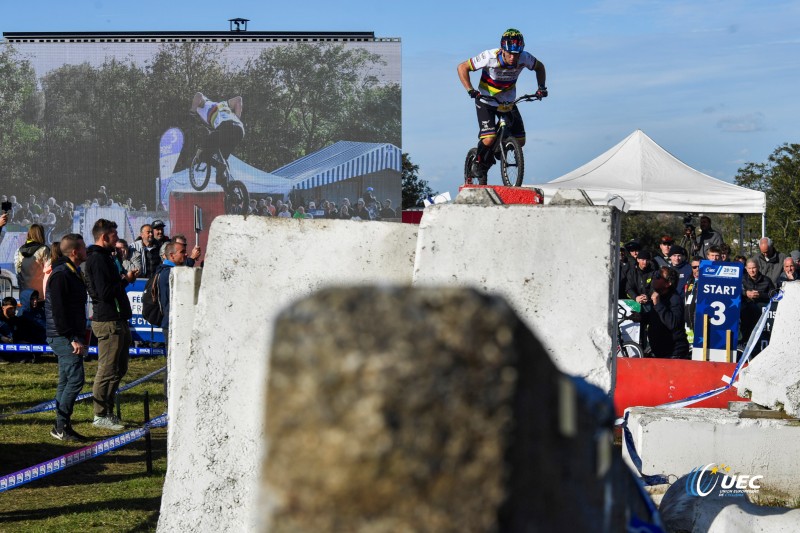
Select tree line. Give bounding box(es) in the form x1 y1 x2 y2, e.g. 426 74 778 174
0 42 400 205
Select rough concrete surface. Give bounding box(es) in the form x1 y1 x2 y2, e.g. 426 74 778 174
261 286 630 532
157 216 418 533
738 281 800 416
412 203 620 392
623 406 800 500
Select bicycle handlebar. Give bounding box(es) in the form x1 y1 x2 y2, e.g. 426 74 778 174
479 93 542 105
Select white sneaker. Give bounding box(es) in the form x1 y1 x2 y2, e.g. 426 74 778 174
93 416 124 431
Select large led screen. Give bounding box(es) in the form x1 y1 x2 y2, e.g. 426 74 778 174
0 37 401 277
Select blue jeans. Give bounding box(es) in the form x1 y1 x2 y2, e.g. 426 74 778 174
49 336 85 430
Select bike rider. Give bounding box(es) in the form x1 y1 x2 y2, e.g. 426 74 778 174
190 92 245 185
457 29 547 184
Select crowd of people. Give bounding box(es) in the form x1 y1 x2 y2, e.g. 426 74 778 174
619 216 799 359
243 187 398 221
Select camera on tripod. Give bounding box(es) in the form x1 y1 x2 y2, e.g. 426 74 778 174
682 214 695 233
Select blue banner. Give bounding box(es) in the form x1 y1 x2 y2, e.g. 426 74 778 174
693 261 743 352
126 278 164 343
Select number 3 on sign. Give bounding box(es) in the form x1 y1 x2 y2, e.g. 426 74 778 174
709 301 726 326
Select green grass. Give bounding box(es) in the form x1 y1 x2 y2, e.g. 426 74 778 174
0 355 167 532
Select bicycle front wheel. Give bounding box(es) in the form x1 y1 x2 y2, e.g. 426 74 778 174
618 342 644 358
189 150 211 191
499 137 524 187
464 148 478 185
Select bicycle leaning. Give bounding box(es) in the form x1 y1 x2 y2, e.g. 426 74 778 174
464 93 541 187
188 119 250 215
616 301 645 358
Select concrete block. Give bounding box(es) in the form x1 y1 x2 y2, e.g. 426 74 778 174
412 203 620 392
261 286 631 532
623 406 800 500
550 189 594 206
163 267 201 440
157 216 418 533
738 281 800 416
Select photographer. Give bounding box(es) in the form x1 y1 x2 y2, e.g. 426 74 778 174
691 216 723 259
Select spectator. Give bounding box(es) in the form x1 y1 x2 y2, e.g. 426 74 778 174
265 197 276 216
646 266 690 359
83 219 135 431
625 250 656 305
156 241 187 337
15 224 49 296
753 237 786 286
790 250 800 268
114 238 139 275
363 186 378 211
29 194 43 215
741 259 775 343
17 289 46 346
0 211 7 234
1 297 18 345
653 235 674 268
668 245 692 295
41 242 62 300
46 233 89 441
277 204 291 218
326 201 339 219
684 256 702 330
172 234 201 267
293 206 310 219
380 199 397 219
353 198 371 220
152 219 170 258
340 204 352 220
618 246 630 300
720 243 731 262
706 245 721 261
131 224 158 278
776 257 799 289
692 216 724 258
733 255 747 265
97 186 109 207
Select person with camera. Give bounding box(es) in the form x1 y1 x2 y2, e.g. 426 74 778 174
690 216 723 259
646 266 690 359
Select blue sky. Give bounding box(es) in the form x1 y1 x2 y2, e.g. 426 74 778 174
2 0 798 198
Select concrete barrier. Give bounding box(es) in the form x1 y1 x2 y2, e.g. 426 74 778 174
412 203 620 392
623 406 800 501
157 216 418 533
738 281 800 417
261 286 645 531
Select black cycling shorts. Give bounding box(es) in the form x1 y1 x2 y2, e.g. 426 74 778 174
475 97 525 140
205 120 244 161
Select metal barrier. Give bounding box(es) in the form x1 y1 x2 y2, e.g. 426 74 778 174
0 275 13 299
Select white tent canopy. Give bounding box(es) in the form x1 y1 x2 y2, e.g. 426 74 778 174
531 130 766 215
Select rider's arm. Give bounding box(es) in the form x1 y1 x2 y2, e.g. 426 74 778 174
533 60 547 89
457 60 476 92
228 96 243 118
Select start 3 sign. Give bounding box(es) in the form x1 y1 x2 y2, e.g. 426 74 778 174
693 261 743 362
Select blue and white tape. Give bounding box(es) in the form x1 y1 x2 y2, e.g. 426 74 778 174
0 344 165 357
0 366 166 418
0 413 167 493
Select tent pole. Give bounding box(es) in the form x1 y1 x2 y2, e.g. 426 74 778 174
762 213 766 238
739 215 745 255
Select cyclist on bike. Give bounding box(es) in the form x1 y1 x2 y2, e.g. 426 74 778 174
457 29 547 184
190 92 245 185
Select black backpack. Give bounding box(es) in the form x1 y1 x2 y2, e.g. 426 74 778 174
141 267 164 327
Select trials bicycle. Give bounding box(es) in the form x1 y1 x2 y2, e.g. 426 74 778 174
464 93 541 187
616 301 645 358
188 121 250 215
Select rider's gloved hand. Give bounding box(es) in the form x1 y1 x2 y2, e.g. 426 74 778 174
535 86 548 99
468 89 480 99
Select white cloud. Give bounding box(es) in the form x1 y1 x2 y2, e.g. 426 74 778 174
717 113 766 133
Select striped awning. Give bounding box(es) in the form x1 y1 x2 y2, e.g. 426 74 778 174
272 141 402 190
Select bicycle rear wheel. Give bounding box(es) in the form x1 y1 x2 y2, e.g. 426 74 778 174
464 148 478 185
499 137 524 187
189 150 212 191
225 179 249 215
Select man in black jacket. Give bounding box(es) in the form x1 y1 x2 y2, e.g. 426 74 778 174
45 233 89 441
83 219 135 431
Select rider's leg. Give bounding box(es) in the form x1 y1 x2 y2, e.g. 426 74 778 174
510 107 526 147
472 99 498 185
